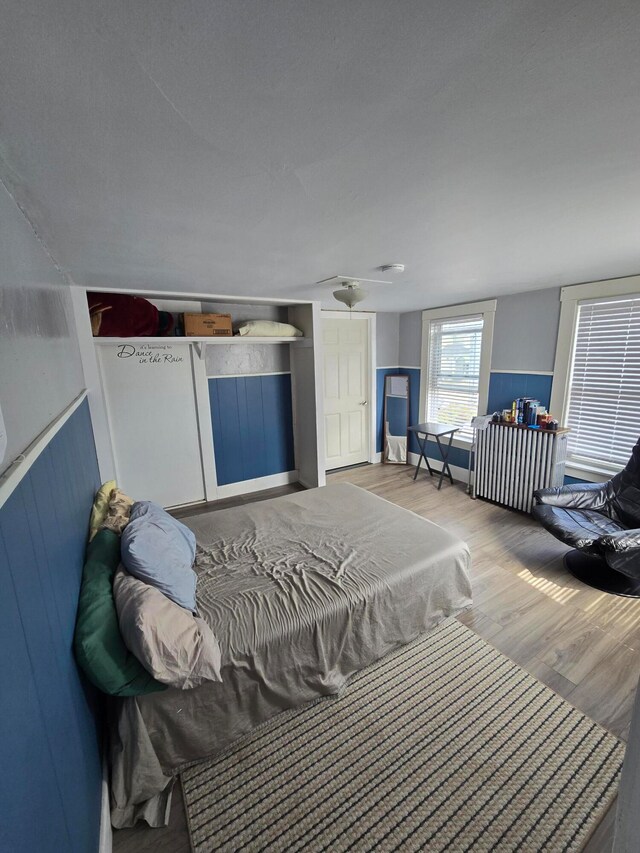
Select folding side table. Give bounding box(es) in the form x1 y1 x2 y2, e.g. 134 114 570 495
408 422 459 490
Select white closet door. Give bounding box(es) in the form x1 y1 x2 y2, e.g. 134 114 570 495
322 318 370 469
98 342 206 507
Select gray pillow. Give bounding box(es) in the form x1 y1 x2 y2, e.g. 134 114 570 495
120 501 197 611
113 568 222 690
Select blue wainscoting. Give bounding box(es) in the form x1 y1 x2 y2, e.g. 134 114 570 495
209 373 295 485
487 371 553 415
0 399 103 853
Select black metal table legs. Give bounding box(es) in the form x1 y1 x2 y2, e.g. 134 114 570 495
435 433 455 489
413 432 455 489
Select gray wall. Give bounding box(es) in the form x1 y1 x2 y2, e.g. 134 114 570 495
376 312 400 367
399 311 422 367
0 183 84 475
396 287 562 374
491 287 560 372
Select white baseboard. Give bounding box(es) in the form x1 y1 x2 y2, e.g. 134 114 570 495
99 748 112 853
216 470 298 499
408 451 470 485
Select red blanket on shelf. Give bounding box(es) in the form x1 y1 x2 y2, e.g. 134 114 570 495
88 292 173 337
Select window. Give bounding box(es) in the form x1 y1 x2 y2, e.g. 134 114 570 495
565 294 640 470
550 276 640 480
426 315 483 441
420 300 495 446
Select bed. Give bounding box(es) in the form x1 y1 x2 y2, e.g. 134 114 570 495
109 483 472 827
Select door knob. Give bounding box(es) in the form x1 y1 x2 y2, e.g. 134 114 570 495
360 401 368 406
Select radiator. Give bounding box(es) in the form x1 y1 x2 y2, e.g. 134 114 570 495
473 424 568 513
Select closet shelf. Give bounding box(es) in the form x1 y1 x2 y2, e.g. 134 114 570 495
93 336 307 345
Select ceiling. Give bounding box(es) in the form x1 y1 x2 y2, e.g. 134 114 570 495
2 0 640 311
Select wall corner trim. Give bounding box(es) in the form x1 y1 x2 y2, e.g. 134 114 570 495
0 390 88 511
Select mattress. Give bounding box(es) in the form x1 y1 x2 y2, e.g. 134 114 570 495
109 483 472 827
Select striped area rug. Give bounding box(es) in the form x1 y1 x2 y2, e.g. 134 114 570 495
181 619 624 852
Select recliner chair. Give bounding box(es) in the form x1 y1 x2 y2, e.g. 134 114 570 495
532 438 640 597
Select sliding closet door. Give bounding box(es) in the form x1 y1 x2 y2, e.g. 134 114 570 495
97 342 206 507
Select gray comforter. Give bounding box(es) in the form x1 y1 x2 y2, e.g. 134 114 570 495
110 483 472 827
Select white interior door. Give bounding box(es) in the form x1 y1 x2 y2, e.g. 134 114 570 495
97 342 206 507
322 317 370 469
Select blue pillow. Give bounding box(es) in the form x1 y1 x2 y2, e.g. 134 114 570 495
121 501 197 611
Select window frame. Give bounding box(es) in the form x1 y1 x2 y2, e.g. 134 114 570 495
419 300 496 448
550 274 640 482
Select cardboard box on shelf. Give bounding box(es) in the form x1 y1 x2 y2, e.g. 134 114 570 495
182 313 233 337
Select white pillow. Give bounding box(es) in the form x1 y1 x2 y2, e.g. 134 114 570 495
113 568 222 690
234 320 303 337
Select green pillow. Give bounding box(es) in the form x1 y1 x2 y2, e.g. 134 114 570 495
74 529 167 696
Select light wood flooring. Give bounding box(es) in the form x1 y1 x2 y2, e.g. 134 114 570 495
114 463 640 852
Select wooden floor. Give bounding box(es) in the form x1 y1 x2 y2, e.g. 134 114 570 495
114 463 640 852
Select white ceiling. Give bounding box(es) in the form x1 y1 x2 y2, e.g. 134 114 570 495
2 0 640 311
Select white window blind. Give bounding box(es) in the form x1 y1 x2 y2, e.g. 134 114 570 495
566 294 640 470
427 314 483 441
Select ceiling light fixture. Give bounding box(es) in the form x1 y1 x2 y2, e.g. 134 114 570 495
317 275 393 311
332 280 366 309
379 263 405 273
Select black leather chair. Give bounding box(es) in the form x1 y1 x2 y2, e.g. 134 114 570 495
532 438 640 597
